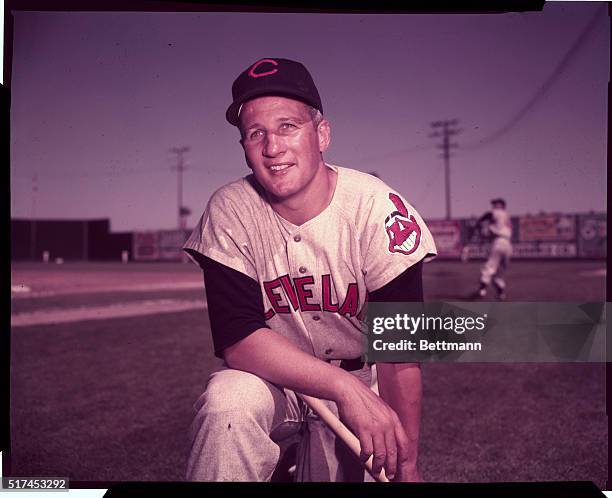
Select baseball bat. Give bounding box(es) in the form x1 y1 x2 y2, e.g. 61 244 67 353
297 393 390 482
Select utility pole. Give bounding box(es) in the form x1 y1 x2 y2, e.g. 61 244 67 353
430 119 461 220
170 146 191 231
30 175 38 260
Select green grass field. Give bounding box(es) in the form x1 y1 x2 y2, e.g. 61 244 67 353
7 260 608 487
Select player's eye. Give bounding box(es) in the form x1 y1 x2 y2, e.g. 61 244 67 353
248 130 264 141
279 122 297 133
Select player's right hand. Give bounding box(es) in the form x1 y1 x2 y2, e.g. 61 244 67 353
333 373 410 481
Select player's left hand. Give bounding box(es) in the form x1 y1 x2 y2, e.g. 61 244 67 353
334 373 411 481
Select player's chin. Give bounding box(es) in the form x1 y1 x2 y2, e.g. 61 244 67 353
268 183 298 200
263 175 298 197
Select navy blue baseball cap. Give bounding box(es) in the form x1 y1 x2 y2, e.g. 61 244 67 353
226 57 323 126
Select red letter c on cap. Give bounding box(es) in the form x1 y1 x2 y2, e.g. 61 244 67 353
248 59 278 78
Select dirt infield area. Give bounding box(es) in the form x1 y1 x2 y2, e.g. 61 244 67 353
7 260 607 487
11 259 606 301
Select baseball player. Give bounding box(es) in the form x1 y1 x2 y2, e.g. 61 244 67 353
183 57 437 482
473 198 512 300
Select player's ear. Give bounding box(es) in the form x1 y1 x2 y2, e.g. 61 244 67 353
317 119 331 152
238 130 255 170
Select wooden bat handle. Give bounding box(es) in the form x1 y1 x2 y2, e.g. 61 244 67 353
298 393 390 483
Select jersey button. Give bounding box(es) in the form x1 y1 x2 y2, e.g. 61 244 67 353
298 266 307 274
293 235 301 242
312 316 320 321
324 348 333 355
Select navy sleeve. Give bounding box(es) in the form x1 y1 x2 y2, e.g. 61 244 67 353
476 211 493 226
184 250 269 358
368 259 424 303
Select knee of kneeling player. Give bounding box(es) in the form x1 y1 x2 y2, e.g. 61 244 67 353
199 369 277 421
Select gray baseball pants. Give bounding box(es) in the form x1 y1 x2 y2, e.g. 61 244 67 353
480 236 512 288
186 362 376 482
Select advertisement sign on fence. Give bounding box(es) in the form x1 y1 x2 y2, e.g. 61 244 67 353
428 220 463 258
512 241 577 258
158 230 190 261
518 214 576 242
132 232 160 261
133 230 190 261
578 213 607 258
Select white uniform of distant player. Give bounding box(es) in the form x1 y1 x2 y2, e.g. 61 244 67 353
479 200 512 299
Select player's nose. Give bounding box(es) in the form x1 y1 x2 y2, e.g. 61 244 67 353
262 131 286 157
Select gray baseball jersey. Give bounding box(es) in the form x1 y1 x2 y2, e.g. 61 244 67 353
480 206 512 289
184 164 437 360
488 207 512 239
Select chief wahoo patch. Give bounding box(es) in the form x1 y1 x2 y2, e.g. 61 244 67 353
385 193 421 255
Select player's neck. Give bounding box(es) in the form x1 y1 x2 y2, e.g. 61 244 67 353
270 165 337 226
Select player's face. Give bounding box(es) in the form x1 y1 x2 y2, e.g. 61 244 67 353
238 96 330 203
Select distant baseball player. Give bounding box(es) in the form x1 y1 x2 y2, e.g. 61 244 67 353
472 198 512 300
183 57 437 482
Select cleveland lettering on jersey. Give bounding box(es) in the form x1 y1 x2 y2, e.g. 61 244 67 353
263 273 363 320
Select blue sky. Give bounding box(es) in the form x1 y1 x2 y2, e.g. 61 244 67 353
10 3 608 231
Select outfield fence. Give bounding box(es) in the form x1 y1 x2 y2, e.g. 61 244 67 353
428 212 606 260
11 212 606 262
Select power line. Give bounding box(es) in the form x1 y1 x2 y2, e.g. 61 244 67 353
353 6 604 161
463 5 605 151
